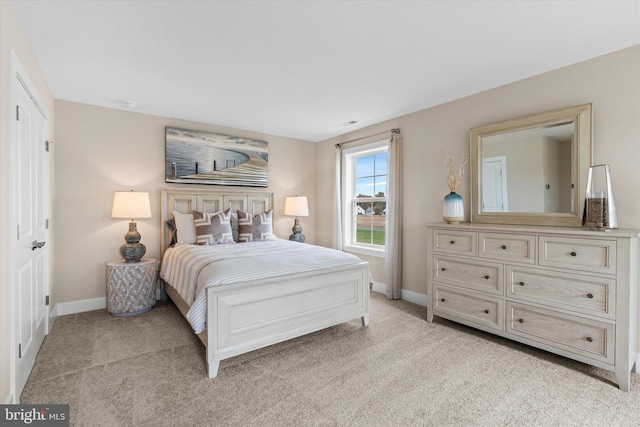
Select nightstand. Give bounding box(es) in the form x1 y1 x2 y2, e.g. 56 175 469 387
106 258 157 316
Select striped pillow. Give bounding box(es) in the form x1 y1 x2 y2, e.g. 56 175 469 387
192 209 235 245
237 209 277 242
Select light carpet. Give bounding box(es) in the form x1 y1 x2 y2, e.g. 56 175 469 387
21 292 640 426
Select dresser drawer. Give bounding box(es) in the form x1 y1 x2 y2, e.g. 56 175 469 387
507 266 616 319
434 285 504 331
539 236 616 274
433 229 477 256
479 232 536 264
506 302 614 364
433 255 504 295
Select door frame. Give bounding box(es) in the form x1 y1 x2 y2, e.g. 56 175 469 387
10 49 50 403
482 155 509 212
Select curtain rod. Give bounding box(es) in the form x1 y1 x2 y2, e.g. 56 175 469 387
335 128 400 149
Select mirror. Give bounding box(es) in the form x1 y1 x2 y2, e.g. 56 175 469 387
470 104 592 227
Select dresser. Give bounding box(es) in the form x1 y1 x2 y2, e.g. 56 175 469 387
427 223 639 391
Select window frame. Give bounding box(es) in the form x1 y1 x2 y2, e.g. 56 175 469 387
341 139 388 258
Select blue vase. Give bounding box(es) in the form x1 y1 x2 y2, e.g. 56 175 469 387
443 192 464 223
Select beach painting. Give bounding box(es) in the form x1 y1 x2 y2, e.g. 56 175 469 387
165 127 268 187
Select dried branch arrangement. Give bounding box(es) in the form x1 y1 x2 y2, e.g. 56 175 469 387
442 149 469 192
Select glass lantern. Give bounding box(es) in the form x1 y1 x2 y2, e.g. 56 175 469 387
582 164 618 231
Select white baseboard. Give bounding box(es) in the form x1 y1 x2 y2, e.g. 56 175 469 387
52 290 164 317
370 281 386 295
400 288 428 306
370 282 427 307
53 297 106 316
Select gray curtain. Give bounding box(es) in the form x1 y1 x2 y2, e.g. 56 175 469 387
333 144 343 250
385 130 403 299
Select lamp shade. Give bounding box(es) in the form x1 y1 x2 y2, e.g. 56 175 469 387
284 196 309 217
111 191 152 220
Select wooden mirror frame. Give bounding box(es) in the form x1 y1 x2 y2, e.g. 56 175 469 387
470 104 593 227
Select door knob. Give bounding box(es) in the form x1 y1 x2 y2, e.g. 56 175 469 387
31 240 46 250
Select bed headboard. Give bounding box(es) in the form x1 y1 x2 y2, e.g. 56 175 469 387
161 188 273 255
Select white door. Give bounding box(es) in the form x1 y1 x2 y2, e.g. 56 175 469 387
482 157 508 212
13 65 49 397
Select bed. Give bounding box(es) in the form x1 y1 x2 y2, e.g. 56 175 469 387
160 188 370 378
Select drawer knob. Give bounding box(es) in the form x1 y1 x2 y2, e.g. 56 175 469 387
587 293 594 299
518 318 524 323
484 309 489 314
519 281 525 286
570 251 577 257
441 267 446 272
450 240 455 245
484 275 490 280
586 337 593 343
440 298 446 302
501 245 507 250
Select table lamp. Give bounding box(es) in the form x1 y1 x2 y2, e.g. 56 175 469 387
284 196 309 242
111 190 152 262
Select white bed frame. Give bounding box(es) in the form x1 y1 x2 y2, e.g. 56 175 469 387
161 188 370 378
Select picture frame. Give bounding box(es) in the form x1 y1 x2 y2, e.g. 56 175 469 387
165 127 268 187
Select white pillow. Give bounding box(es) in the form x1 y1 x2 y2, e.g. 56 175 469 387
171 211 197 244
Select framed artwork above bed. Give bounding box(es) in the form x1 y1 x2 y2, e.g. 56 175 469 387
165 127 268 187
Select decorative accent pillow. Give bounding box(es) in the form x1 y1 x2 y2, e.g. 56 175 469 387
171 211 197 244
230 210 239 242
166 219 177 247
237 209 277 242
192 209 235 245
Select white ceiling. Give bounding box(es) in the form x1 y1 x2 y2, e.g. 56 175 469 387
12 1 640 142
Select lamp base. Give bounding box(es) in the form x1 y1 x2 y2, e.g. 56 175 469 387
121 221 146 262
288 218 305 243
120 243 146 263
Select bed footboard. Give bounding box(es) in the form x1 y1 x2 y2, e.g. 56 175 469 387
206 262 370 377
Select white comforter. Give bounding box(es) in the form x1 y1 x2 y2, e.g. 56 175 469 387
160 239 363 334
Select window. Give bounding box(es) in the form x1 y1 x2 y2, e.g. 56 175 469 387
342 140 388 257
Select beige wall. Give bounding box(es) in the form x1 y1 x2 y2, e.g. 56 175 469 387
316 45 640 300
1 1 55 404
53 100 316 304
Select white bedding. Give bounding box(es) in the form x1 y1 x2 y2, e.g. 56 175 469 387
160 239 363 334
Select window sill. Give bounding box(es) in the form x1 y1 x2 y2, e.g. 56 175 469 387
343 244 385 259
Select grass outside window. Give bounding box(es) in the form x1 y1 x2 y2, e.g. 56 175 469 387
356 229 386 245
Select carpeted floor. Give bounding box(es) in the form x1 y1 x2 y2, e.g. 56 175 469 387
21 292 640 427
